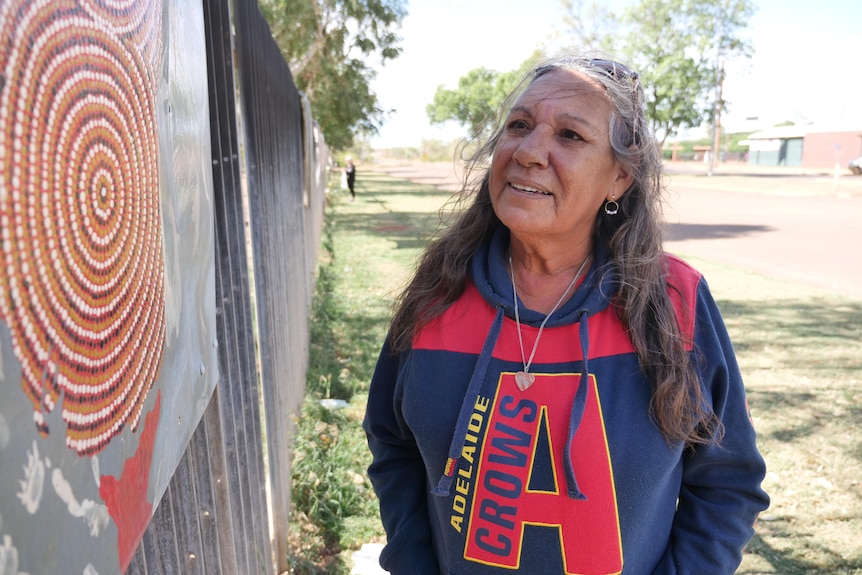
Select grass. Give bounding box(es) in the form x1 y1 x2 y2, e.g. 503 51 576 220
287 170 862 574
682 257 862 574
287 173 450 573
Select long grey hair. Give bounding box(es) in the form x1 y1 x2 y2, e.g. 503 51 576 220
390 53 720 447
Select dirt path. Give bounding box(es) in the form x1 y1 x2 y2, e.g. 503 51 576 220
369 160 862 300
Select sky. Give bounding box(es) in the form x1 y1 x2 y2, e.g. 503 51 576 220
368 0 862 148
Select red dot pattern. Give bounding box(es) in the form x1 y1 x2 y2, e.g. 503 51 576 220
0 0 165 456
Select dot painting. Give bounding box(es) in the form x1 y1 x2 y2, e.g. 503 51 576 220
0 0 166 456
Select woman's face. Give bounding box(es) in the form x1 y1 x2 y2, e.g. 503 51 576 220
489 69 632 249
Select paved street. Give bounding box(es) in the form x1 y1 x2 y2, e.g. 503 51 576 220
373 160 862 300
662 164 862 300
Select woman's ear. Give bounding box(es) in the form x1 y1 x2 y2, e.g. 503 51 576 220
611 162 634 199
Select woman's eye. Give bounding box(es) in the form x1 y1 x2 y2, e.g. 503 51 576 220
560 129 580 140
507 119 529 130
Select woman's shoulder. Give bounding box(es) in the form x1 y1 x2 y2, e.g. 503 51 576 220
663 252 703 289
412 280 497 352
662 253 705 340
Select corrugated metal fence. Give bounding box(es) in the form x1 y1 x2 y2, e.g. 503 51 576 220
126 0 327 573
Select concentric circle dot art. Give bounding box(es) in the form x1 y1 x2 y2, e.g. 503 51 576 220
0 0 166 456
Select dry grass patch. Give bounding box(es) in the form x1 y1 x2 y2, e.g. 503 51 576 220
682 256 862 574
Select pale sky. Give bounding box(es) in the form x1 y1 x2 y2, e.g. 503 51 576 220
369 0 862 148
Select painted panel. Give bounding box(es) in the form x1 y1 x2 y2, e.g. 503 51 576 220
0 0 218 573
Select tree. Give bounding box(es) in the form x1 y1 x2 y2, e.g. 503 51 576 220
425 53 544 138
259 0 406 150
426 68 503 137
617 0 712 146
621 0 755 146
558 0 755 147
559 0 619 53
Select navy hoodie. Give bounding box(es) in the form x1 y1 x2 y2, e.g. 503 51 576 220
364 227 769 575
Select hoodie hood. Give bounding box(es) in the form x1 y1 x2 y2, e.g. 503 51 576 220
471 225 616 325
432 226 619 500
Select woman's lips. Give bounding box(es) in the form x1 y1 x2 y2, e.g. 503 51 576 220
510 182 551 196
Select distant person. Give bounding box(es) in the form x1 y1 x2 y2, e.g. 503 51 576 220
363 52 769 574
345 157 356 200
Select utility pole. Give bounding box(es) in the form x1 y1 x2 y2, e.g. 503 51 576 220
708 61 725 176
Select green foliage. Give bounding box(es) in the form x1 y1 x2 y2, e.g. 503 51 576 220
337 139 374 166
378 140 457 162
618 0 709 144
726 131 752 153
259 0 406 151
375 146 421 161
289 401 371 573
289 200 382 574
425 52 545 138
559 0 756 145
426 67 502 136
418 138 459 162
663 136 712 160
661 131 752 159
621 0 755 144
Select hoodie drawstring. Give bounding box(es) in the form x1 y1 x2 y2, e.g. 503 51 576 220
432 305 505 497
563 309 591 500
432 306 593 501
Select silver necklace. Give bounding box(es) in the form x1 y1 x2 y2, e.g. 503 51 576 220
509 253 590 391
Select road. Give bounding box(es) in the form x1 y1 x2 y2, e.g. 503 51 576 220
371 160 862 301
663 166 862 300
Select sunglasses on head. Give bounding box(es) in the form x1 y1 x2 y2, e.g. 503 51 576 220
588 59 640 84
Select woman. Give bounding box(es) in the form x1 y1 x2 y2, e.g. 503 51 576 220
364 54 768 575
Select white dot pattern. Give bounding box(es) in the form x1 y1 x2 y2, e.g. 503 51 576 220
0 0 165 455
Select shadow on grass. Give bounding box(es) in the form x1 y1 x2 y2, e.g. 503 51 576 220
745 523 862 575
354 173 457 198
334 174 456 252
335 210 443 252
718 297 862 460
718 297 862 371
306 215 392 400
715 297 862 574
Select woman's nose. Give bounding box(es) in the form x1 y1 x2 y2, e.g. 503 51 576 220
512 127 550 168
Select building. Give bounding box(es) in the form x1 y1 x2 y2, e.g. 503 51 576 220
743 125 862 169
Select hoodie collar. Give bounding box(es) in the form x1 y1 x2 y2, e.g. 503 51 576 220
471 225 615 325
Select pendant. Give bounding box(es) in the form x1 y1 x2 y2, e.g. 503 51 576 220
515 371 536 392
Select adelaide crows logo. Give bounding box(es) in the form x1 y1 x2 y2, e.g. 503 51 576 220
453 372 623 575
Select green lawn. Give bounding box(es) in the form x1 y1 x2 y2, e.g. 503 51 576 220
288 170 862 575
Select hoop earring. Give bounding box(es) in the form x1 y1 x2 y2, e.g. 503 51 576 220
604 198 619 216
